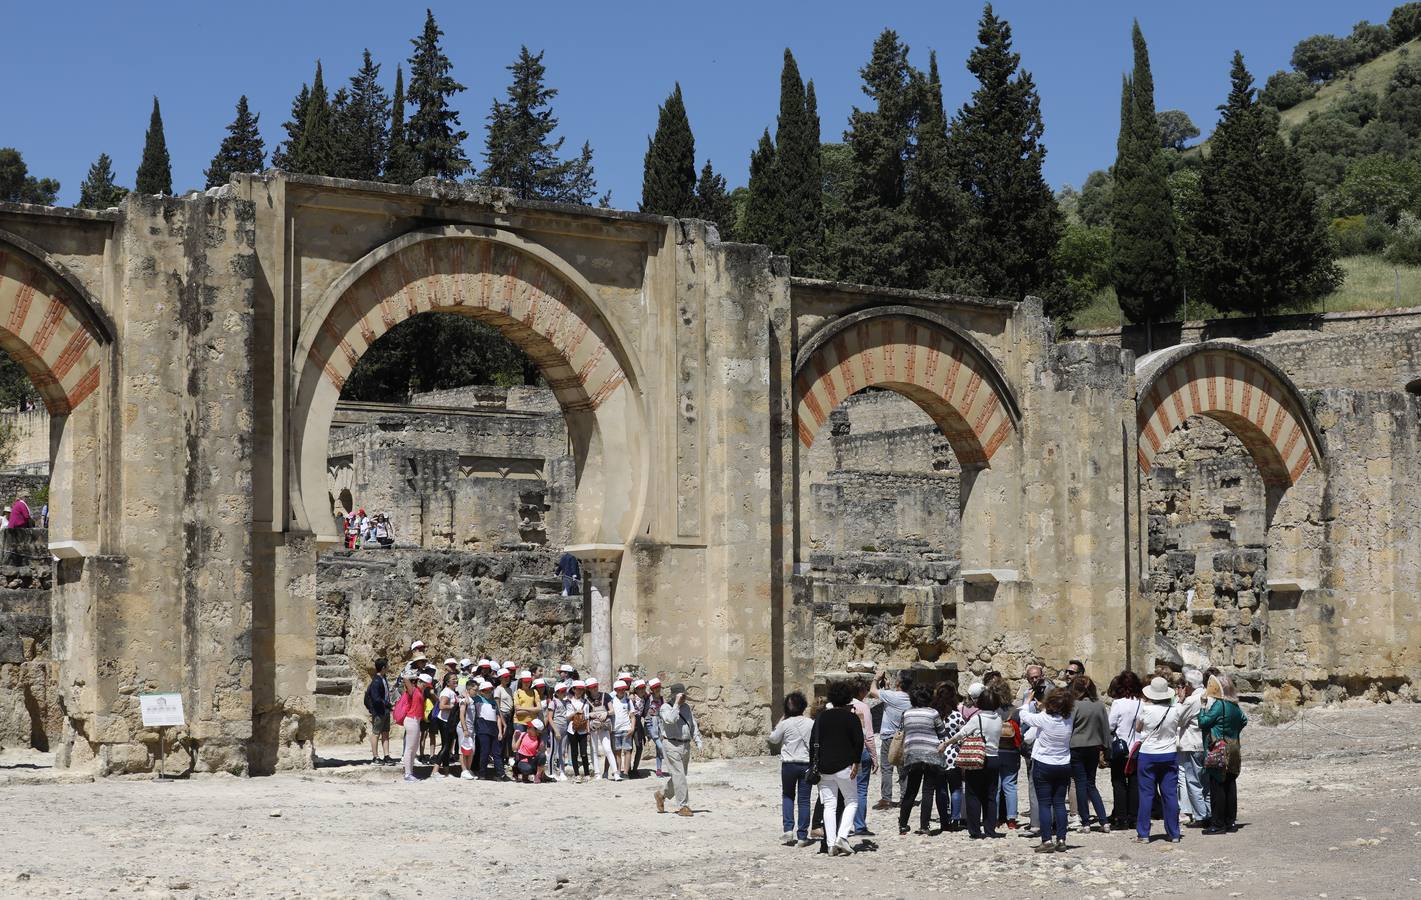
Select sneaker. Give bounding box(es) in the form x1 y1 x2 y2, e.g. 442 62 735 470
382 756 395 766
1033 842 1055 854
371 756 380 765
795 839 815 848
1006 818 1018 830
611 774 623 782
655 769 665 777
782 831 796 846
835 837 852 855
872 799 895 810
1054 839 1067 852
460 770 475 780
403 774 419 782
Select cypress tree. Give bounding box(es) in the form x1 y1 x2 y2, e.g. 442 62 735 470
639 83 697 216
270 83 310 171
1190 53 1341 319
692 160 736 240
77 153 127 209
771 50 823 266
332 50 390 182
406 9 470 179
482 46 597 203
1111 21 1180 324
948 4 1060 300
205 95 265 188
135 96 173 195
384 66 420 183
908 51 974 292
292 62 337 175
828 29 920 286
740 129 778 246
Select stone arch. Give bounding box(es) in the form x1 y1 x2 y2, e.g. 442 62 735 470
1135 342 1324 489
291 225 647 545
793 306 1021 468
0 231 112 414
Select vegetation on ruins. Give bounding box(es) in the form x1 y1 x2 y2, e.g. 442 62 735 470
205 96 266 189
135 97 172 196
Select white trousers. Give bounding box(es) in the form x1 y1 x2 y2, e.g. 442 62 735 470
402 717 421 776
820 767 858 844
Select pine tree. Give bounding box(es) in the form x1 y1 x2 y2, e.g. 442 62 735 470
0 149 60 205
908 51 975 292
740 129 778 246
205 95 266 188
692 160 736 240
639 83 697 216
384 66 420 183
270 83 310 171
947 4 1060 301
828 29 921 286
331 50 390 181
77 153 127 209
1189 53 1341 318
406 9 470 179
1111 21 1180 324
135 96 173 195
482 46 597 203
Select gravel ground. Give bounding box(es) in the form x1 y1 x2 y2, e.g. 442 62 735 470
1 703 1418 899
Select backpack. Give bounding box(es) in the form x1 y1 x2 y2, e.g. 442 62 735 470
363 677 386 715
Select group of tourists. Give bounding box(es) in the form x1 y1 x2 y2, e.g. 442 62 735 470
365 641 705 817
337 508 394 550
767 661 1248 856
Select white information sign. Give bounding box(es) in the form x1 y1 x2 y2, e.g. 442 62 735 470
139 692 185 727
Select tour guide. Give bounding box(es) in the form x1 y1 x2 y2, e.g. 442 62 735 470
654 683 703 817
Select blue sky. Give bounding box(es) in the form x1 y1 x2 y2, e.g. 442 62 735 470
1 1 1396 209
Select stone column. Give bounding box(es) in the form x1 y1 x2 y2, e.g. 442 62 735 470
565 543 623 685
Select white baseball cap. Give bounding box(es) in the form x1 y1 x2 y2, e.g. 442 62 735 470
648 678 662 689
631 678 646 690
411 640 426 651
968 682 984 698
459 658 473 669
531 718 545 731
531 677 546 688
418 673 433 684
477 659 492 668
571 679 586 689
558 664 575 674
444 658 458 667
614 680 629 691
502 660 516 670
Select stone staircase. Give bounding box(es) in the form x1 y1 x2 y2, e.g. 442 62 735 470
315 653 357 697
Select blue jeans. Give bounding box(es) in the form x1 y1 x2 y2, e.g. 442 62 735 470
1177 750 1210 820
781 761 812 839
1070 746 1109 826
947 768 964 822
997 751 1020 820
1031 760 1072 842
1136 751 1180 839
853 749 872 831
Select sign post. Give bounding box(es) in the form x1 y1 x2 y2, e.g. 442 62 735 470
138 692 185 782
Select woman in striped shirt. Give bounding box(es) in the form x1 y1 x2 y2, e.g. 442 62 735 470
896 686 951 835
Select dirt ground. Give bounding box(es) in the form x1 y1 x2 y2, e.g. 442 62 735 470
1 703 1418 899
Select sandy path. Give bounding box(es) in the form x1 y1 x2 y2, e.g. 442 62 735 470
1 704 1419 899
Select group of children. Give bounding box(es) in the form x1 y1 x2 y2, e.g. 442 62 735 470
368 641 672 784
336 507 394 550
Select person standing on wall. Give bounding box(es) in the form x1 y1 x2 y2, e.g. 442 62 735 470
557 551 581 596
849 679 879 837
654 682 702 818
364 657 393 766
869 669 911 810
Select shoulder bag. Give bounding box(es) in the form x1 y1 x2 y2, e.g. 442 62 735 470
807 728 821 785
887 729 905 767
957 717 987 770
1126 701 1167 776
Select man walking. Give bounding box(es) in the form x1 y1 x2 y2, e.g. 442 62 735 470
654 682 702 817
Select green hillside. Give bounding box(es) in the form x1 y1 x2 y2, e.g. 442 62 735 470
1278 38 1421 133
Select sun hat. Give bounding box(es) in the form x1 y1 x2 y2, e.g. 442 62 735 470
1143 676 1174 701
614 679 629 691
668 682 687 697
968 682 984 699
631 678 646 690
571 679 586 689
418 673 433 684
648 678 662 689
412 651 427 663
531 718 545 731
411 640 426 651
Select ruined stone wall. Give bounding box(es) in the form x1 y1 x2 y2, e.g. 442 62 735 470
311 548 581 742
326 388 574 551
0 408 50 474
0 529 56 750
